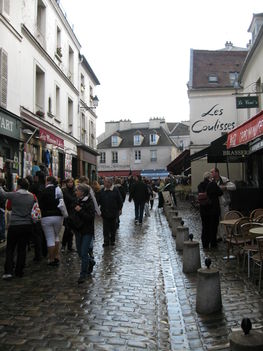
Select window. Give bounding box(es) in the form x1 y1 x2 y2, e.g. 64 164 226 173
111 135 118 147
68 98 73 134
150 133 157 145
55 85 60 119
0 0 10 16
80 74 85 95
36 0 46 48
56 26 62 58
179 140 184 151
0 48 8 108
35 65 45 116
134 134 141 145
80 113 86 143
48 97 52 114
135 150 141 162
68 46 74 81
112 151 118 163
208 74 218 83
100 152 106 164
150 150 157 162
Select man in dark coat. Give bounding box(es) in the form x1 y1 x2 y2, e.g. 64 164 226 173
98 178 123 247
129 175 149 225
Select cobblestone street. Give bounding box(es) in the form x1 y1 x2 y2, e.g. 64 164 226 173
0 199 263 350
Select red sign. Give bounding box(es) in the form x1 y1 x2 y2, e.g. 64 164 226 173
39 128 64 148
227 110 263 149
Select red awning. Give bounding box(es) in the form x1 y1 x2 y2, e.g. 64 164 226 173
227 110 263 149
98 170 140 177
39 127 64 148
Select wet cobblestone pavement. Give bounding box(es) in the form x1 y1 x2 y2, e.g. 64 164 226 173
0 199 262 350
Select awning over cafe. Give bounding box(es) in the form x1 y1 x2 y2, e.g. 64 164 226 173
167 150 190 175
190 134 249 163
227 110 263 149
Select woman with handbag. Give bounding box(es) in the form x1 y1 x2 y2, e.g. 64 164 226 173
68 183 95 284
0 178 35 279
38 176 63 266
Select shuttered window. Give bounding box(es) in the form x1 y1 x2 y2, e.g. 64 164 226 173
0 48 8 108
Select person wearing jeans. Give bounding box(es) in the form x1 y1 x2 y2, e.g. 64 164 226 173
68 183 95 284
129 175 149 225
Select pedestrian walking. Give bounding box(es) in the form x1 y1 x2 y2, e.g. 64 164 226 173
61 178 76 253
129 175 149 225
98 177 123 246
114 177 126 228
68 183 95 284
0 178 35 279
38 176 64 266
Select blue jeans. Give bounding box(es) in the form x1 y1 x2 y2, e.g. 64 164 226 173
134 202 145 223
0 211 5 240
75 233 93 278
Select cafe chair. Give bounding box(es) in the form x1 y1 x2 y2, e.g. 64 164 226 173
240 222 263 278
251 236 263 291
250 208 263 221
254 214 263 223
225 217 250 262
224 210 243 220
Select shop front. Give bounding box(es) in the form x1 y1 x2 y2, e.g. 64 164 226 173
77 144 99 182
0 107 22 190
227 110 263 213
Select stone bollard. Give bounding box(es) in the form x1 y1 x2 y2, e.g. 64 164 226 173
229 318 263 351
175 224 189 251
196 258 222 314
183 234 201 273
163 203 172 216
167 209 177 227
171 216 182 237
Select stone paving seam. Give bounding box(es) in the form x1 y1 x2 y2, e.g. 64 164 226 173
153 208 191 351
155 206 207 351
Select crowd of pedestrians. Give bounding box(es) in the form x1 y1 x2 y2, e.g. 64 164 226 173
0 172 176 284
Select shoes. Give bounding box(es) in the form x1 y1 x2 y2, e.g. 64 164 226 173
78 276 85 284
0 239 6 244
67 248 74 252
87 259 96 274
134 219 138 224
48 260 59 267
2 274 12 280
61 246 65 253
103 242 109 247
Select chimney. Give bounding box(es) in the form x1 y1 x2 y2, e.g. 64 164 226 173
225 41 233 50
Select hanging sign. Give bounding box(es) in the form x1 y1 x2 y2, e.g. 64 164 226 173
236 96 259 109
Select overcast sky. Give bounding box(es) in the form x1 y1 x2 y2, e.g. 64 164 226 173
61 0 262 136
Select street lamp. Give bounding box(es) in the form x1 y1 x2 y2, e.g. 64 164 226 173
80 95 99 111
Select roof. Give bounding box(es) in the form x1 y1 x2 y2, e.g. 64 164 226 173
169 123 190 137
97 127 174 149
80 54 100 85
190 50 248 89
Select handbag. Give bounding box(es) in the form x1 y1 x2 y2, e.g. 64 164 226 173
57 198 68 218
31 201 41 223
197 192 211 206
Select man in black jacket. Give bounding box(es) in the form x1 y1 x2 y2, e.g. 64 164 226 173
129 175 149 225
98 178 123 247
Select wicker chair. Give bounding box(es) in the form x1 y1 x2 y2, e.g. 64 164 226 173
225 217 250 262
250 208 263 221
251 236 263 291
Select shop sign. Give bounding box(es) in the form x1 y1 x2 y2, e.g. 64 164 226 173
39 128 64 148
236 96 259 109
0 111 21 139
227 111 263 148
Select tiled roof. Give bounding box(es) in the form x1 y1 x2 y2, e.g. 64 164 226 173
97 127 174 149
191 50 248 89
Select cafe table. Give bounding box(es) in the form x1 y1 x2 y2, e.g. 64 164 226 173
220 218 243 260
249 226 263 238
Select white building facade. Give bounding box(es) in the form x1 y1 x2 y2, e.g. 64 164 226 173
0 0 99 188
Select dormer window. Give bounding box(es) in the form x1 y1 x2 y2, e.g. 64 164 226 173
149 132 158 145
112 135 118 146
134 131 143 146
